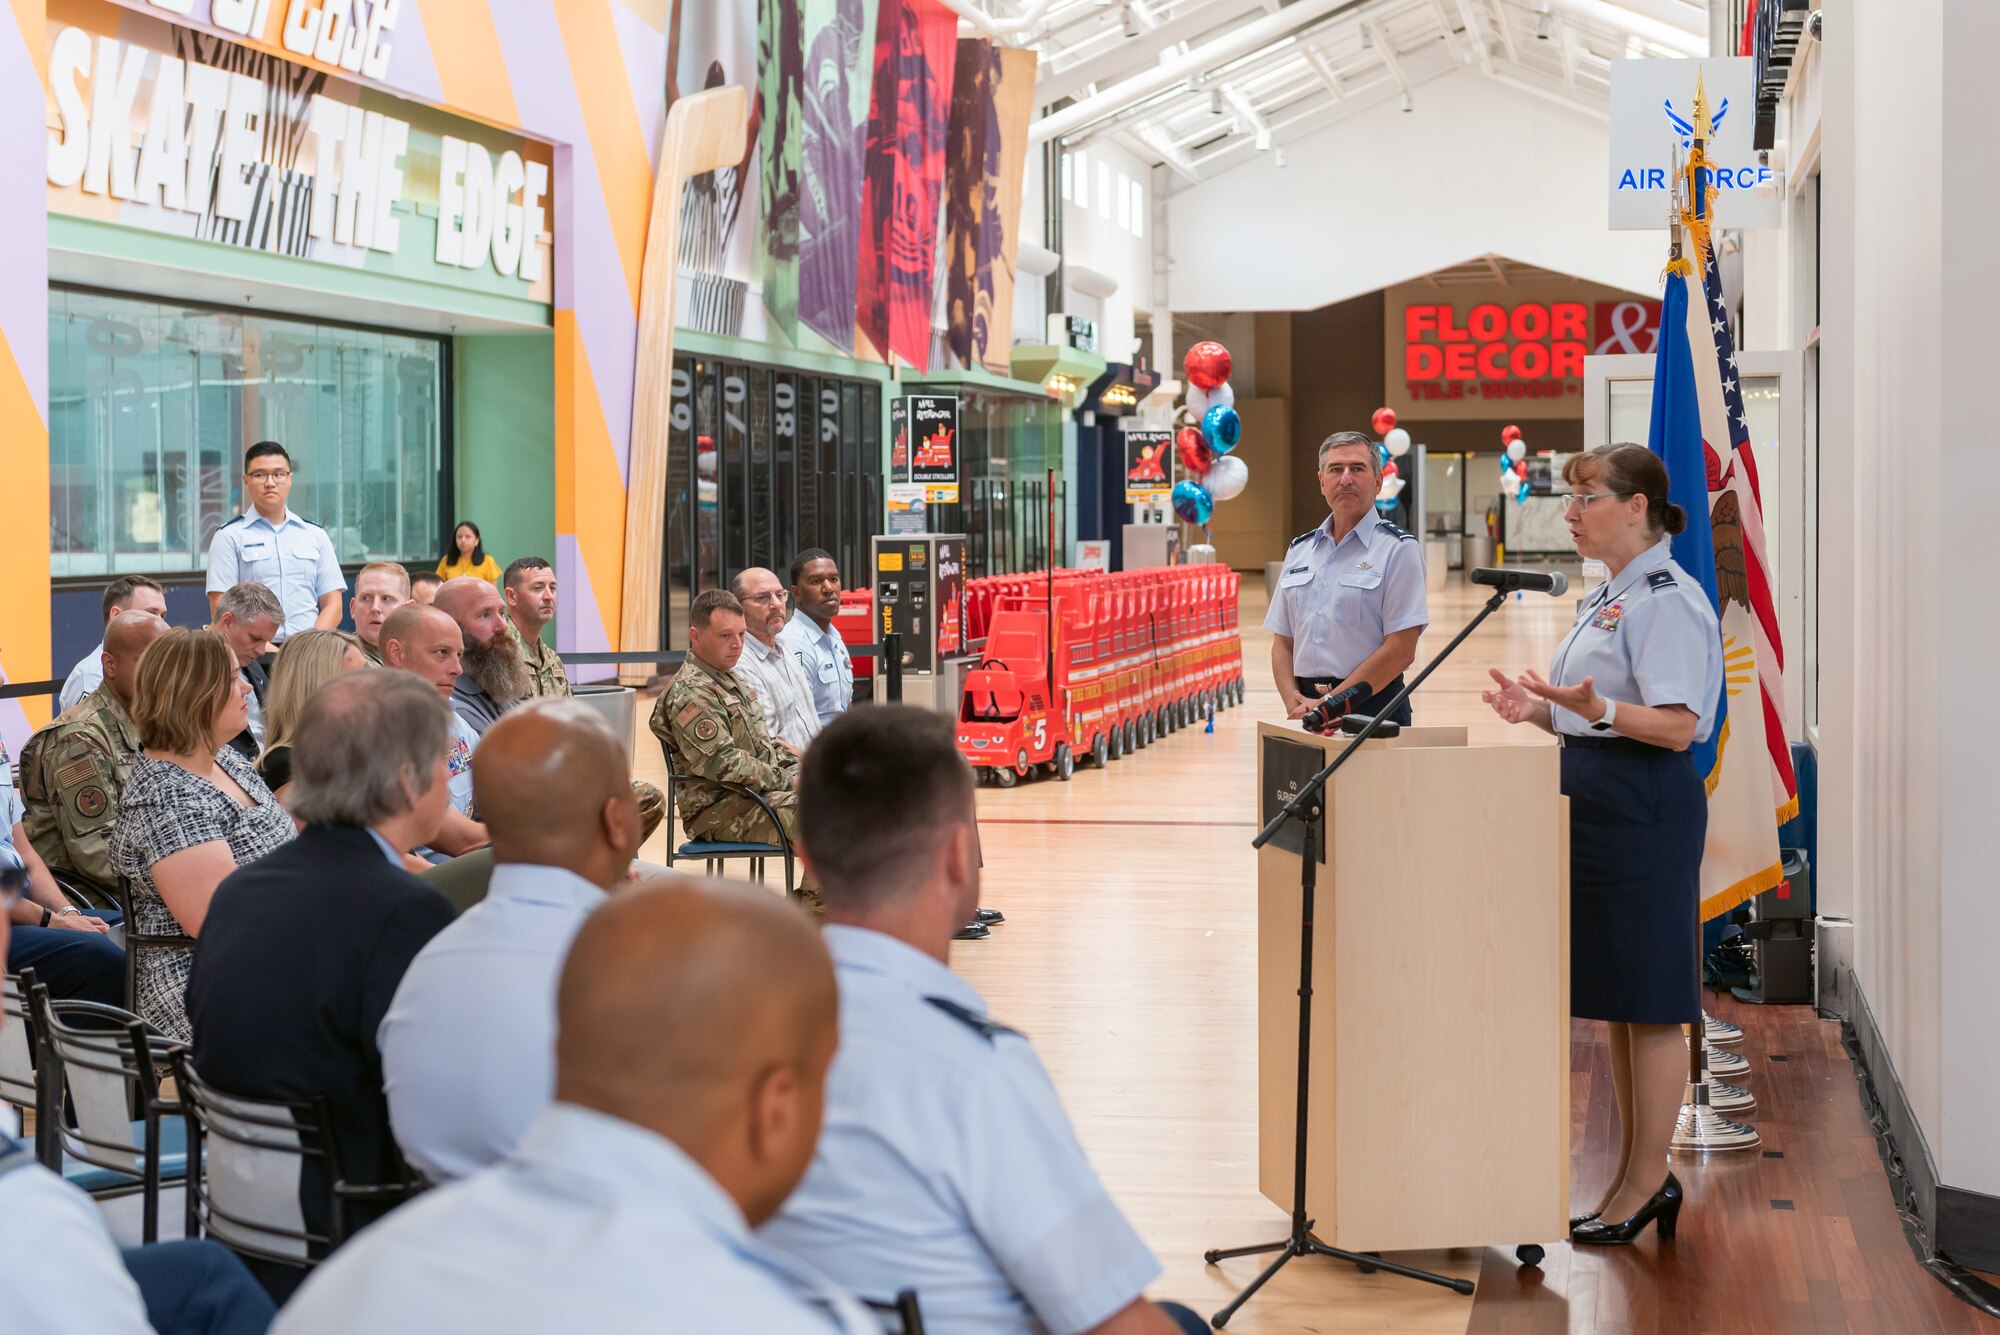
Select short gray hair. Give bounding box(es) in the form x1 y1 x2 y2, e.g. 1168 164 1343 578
287 670 451 827
1317 431 1382 474
216 581 284 628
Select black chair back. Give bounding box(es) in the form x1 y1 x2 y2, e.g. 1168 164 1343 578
113 875 195 1022
171 1050 333 1269
28 985 181 1242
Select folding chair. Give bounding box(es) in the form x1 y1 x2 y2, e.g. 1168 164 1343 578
0 971 52 1161
656 737 797 899
26 981 187 1243
112 875 194 1021
171 1052 422 1274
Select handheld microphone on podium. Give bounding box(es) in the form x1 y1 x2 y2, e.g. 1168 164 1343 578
1302 682 1370 735
1471 567 1570 596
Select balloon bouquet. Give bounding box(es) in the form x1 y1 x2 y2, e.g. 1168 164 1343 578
1170 342 1247 545
1497 424 1529 503
1370 407 1412 513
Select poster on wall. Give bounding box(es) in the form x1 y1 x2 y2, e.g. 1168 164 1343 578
944 40 1036 375
798 0 881 352
1607 58 1777 230
897 394 959 504
42 0 554 302
856 0 957 369
757 0 806 341
671 0 759 335
1124 427 1172 505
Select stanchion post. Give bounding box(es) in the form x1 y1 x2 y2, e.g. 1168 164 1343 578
884 634 903 704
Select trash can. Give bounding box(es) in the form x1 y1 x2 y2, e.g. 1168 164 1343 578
1422 539 1448 593
573 683 637 760
1464 535 1495 572
1264 561 1283 599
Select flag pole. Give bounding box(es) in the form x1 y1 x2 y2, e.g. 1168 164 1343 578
1669 78 1759 1153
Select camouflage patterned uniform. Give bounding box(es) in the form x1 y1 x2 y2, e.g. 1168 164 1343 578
507 617 573 699
19 687 143 899
358 637 384 666
649 655 818 910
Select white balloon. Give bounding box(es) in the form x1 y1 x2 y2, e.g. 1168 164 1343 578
1205 453 1250 501
1386 475 1406 497
1208 381 1236 409
1185 384 1211 417
1377 475 1398 502
1384 427 1411 457
1506 439 1527 462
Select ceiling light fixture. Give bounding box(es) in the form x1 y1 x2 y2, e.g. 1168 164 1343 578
1400 92 1412 112
1534 4 1553 39
1122 5 1140 39
1209 87 1225 115
1273 146 1287 167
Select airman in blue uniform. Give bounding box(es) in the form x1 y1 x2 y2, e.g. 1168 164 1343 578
1266 431 1428 725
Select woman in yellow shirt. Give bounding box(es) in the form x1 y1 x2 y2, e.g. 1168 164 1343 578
436 521 502 583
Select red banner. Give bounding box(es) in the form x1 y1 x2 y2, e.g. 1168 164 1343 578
856 0 958 370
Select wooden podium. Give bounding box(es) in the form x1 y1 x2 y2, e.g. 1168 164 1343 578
1254 722 1569 1254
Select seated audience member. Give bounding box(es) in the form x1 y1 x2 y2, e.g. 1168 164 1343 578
433 576 526 736
273 879 869 1334
444 571 665 839
4 760 123 1011
650 590 817 908
778 549 853 727
379 603 487 859
187 671 458 1296
60 575 169 713
730 568 821 753
409 570 442 604
23 610 168 900
208 583 284 761
256 630 368 800
349 562 411 665
108 629 296 1042
0 903 277 1335
381 700 643 1182
761 706 1208 1335
502 557 573 699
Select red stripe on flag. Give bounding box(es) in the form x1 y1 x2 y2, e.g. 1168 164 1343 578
1763 684 1798 798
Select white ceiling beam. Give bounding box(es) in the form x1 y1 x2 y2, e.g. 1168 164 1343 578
1453 0 1493 73
1549 13 1578 85
1360 19 1413 99
1302 42 1353 108
1034 0 1274 106
1486 0 1521 63
1122 125 1203 183
1540 0 1703 55
1426 0 1463 61
1032 0 1362 144
1592 0 1706 36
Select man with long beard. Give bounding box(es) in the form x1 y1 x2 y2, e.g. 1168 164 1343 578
434 577 665 843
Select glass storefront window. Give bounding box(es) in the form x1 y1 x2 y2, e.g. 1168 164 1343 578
49 287 444 578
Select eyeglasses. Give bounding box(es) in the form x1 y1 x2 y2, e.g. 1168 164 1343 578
741 591 787 605
247 469 292 483
1562 491 1632 513
0 862 26 907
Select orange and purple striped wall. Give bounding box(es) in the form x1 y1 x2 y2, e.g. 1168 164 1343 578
1 0 669 745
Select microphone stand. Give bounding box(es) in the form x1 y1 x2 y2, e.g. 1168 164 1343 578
1204 587 1511 1326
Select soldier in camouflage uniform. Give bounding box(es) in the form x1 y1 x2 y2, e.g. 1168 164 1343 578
649 590 818 911
502 557 572 700
20 611 168 899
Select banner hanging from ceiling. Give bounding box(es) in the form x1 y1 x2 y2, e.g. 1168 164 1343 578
797 0 879 353
945 39 1036 376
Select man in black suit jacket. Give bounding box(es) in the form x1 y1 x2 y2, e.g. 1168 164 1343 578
186 670 459 1299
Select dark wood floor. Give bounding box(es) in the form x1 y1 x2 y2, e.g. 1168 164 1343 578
1465 992 1998 1334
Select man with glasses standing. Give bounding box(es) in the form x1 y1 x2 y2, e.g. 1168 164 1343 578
1267 431 1429 728
207 441 345 644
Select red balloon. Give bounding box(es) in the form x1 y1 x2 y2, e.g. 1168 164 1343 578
1183 342 1232 390
1176 426 1215 477
1382 460 1399 479
1500 423 1523 445
1514 458 1528 478
1371 407 1397 435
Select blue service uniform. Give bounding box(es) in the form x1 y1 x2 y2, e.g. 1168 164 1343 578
206 507 344 642
759 926 1165 1335
778 610 854 726
1264 510 1428 724
1549 540 1722 1025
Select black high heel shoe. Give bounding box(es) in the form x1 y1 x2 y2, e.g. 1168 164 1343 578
1569 1173 1682 1245
1569 1211 1600 1229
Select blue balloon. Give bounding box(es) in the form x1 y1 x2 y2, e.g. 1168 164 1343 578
1375 496 1397 512
1171 480 1214 525
1201 405 1242 454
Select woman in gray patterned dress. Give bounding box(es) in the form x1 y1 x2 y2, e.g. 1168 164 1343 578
110 629 296 1042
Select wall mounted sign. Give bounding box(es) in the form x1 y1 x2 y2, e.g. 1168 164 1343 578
1124 426 1172 505
140 0 401 77
895 394 960 505
46 0 553 298
1608 57 1777 230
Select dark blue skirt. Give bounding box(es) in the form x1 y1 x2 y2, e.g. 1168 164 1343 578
1562 743 1705 1025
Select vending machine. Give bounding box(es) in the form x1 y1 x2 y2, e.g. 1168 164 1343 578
869 534 968 715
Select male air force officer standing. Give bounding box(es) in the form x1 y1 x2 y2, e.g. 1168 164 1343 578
1267 431 1429 727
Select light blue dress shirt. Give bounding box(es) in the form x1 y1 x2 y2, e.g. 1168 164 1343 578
760 926 1162 1335
271 1103 875 1335
1263 510 1428 678
379 864 606 1183
58 644 103 715
205 506 344 640
1 745 23 868
1548 539 1723 740
778 609 854 726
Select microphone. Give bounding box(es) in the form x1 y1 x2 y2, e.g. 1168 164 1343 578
1302 682 1370 735
1470 567 1569 596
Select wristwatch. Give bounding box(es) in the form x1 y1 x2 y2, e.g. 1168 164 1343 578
1591 698 1618 733
38 905 49 927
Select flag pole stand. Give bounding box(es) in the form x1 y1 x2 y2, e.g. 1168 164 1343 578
1675 934 1760 1153
1703 1011 1745 1046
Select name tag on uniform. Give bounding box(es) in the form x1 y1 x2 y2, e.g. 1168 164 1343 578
1279 565 1313 588
240 538 273 559
1589 603 1625 632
